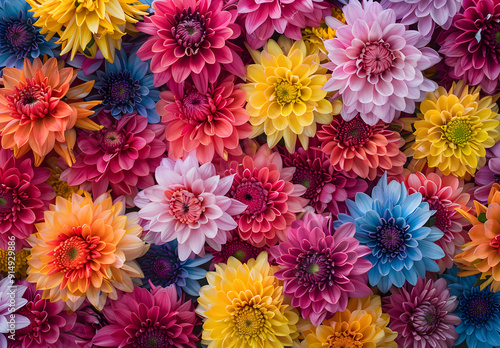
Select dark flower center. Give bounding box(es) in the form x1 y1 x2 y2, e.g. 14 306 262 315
460 288 500 327
483 20 500 49
152 256 180 280
359 41 395 76
172 9 207 55
182 88 210 122
292 167 323 199
99 70 142 113
336 115 373 147
233 181 268 215
100 130 125 152
0 18 38 55
0 191 14 214
9 78 52 120
134 327 169 348
373 217 408 260
297 252 332 289
411 303 442 335
214 237 262 263
137 245 183 287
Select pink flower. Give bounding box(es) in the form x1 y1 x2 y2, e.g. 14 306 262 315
134 151 246 260
137 0 245 90
271 214 372 326
323 0 440 125
206 230 264 264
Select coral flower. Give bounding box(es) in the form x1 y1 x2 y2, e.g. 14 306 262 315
197 252 299 348
26 193 148 311
0 57 102 166
157 76 253 164
241 37 336 153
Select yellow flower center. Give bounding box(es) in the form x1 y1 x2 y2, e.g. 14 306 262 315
0 249 30 278
274 80 301 106
442 118 474 145
326 332 363 348
234 305 265 338
47 172 81 200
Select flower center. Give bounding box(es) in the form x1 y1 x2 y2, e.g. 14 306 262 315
297 252 331 287
274 79 301 106
8 78 52 121
182 88 210 122
173 10 207 55
100 70 142 111
0 191 14 214
292 167 323 199
326 331 363 348
336 115 373 147
215 237 262 263
233 181 268 216
427 200 452 231
168 189 204 223
359 41 395 76
234 305 265 338
411 303 441 335
152 256 180 279
4 21 36 51
135 327 169 348
460 288 499 327
47 172 80 200
100 130 125 152
374 218 408 259
442 118 474 145
490 234 500 254
482 20 500 49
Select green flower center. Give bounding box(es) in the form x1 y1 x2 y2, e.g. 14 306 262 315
274 79 301 106
442 118 473 145
307 263 320 275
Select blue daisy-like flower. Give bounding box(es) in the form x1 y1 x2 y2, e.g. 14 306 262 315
80 47 161 123
442 267 500 348
137 241 212 296
333 173 445 293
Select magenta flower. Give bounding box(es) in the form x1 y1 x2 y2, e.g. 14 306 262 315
323 0 440 125
206 230 264 264
92 284 199 347
271 213 372 326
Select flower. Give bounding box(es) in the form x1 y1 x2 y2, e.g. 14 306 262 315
0 277 29 347
44 157 84 200
80 48 161 123
134 151 246 260
207 231 264 264
323 0 440 125
241 37 336 153
26 0 149 62
301 295 398 348
302 7 345 54
380 0 462 38
197 251 299 347
62 112 166 200
317 114 407 180
0 57 102 166
137 240 212 296
383 277 461 348
438 0 500 94
404 171 471 271
136 0 245 88
224 144 308 247
0 148 54 251
26 193 148 311
271 213 372 325
93 285 199 347
334 173 445 293
157 75 253 164
0 249 30 278
411 81 500 178
473 142 500 204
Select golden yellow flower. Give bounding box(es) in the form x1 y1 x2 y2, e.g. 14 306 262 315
302 7 345 53
0 249 30 279
45 157 85 200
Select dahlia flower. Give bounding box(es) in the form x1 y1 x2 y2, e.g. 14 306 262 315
134 151 246 260
206 231 264 264
0 249 29 278
136 0 245 89
0 148 54 251
317 114 407 180
334 173 445 293
44 157 84 201
197 252 299 347
93 285 199 347
474 142 500 204
137 240 212 296
438 0 500 94
0 277 28 347
383 277 461 348
272 213 372 325
302 7 345 54
62 112 166 200
241 37 336 153
157 76 253 164
405 171 471 271
301 295 398 348
237 0 330 49
0 57 102 166
26 0 148 62
323 0 440 125
412 81 500 178
224 144 308 247
26 193 148 311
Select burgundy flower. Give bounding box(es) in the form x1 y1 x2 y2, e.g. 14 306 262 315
206 231 264 264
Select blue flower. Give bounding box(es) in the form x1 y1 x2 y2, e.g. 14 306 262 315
442 267 500 348
333 173 444 293
80 47 161 123
137 241 211 296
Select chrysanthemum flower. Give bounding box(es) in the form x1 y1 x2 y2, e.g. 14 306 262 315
137 240 212 296
334 173 445 293
412 81 500 178
383 277 461 348
405 171 471 271
62 112 166 200
136 0 245 89
317 114 407 180
301 295 398 348
26 193 148 311
0 148 54 251
241 37 336 153
157 76 252 164
224 144 308 247
473 142 500 204
44 157 84 201
0 277 29 347
272 213 372 325
93 285 199 347
0 249 30 278
302 7 345 54
0 57 102 166
207 231 264 264
197 252 299 347
323 0 440 125
134 151 246 260
26 0 148 62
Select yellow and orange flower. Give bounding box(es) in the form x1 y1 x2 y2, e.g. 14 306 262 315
26 193 148 310
0 57 101 167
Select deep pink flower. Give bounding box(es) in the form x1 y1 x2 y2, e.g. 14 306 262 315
271 213 372 326
92 284 199 347
323 0 440 125
206 230 264 264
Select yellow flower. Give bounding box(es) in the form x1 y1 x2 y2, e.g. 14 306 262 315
412 81 500 178
0 249 30 279
302 295 398 348
241 36 339 153
45 157 85 200
26 0 149 62
196 251 299 348
302 7 345 53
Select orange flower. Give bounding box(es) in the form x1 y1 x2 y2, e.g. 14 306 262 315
0 57 101 167
27 193 148 310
